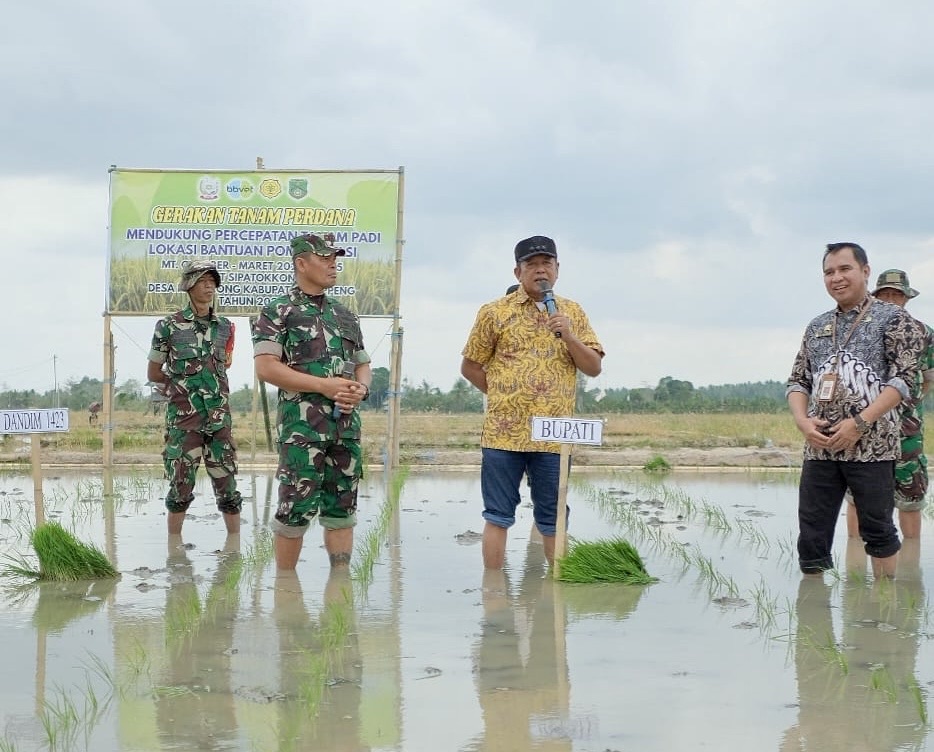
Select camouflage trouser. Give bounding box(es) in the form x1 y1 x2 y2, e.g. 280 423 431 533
163 426 242 515
272 437 363 538
895 416 928 512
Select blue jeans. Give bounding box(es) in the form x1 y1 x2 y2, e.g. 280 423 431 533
798 459 900 573
480 448 565 536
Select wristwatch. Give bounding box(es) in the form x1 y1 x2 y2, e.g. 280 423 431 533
853 413 871 434
360 384 371 402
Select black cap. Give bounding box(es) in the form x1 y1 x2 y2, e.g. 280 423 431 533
514 235 557 263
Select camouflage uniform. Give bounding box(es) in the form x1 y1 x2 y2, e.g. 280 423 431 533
252 285 369 538
895 318 934 511
149 264 242 516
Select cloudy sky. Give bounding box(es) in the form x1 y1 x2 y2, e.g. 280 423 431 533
3 1 934 400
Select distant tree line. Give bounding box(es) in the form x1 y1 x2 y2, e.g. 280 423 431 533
4 371 931 416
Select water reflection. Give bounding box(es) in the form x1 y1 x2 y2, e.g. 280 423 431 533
466 535 572 751
155 534 241 750
5 469 934 750
31 577 117 635
783 543 927 751
272 567 365 750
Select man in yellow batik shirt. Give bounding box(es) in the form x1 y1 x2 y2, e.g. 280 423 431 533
461 236 604 569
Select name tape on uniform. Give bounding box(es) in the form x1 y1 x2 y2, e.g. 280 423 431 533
531 417 604 446
0 409 70 434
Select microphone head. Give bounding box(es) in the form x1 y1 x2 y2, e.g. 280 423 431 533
536 280 554 297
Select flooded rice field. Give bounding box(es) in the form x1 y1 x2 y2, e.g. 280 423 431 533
1 465 933 751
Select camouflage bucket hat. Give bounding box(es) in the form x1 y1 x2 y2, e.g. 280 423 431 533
179 259 221 291
872 268 919 299
289 232 347 258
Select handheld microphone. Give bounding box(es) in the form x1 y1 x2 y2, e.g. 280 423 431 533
333 361 356 418
537 281 561 338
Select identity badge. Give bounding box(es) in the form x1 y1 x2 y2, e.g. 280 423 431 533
817 373 837 402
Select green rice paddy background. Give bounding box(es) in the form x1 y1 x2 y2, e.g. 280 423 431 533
109 255 396 316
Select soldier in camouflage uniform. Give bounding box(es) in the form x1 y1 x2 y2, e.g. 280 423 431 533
252 233 371 571
846 269 934 538
148 259 242 535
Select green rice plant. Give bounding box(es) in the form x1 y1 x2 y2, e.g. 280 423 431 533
868 663 897 702
165 586 203 640
112 640 153 697
844 561 870 585
73 674 111 739
735 518 770 554
53 425 104 452
82 651 116 694
353 526 382 586
687 550 736 598
700 501 732 532
775 533 798 566
243 526 274 568
719 573 740 597
320 599 352 656
152 685 197 698
0 511 33 545
73 478 104 503
38 686 81 751
824 566 843 583
113 431 160 451
556 537 657 584
914 598 933 635
751 578 780 630
575 477 797 634
220 554 244 594
642 455 671 474
0 737 19 752
906 675 928 725
198 549 244 630
337 258 396 315
1 522 118 581
800 628 849 674
352 465 409 588
297 651 330 709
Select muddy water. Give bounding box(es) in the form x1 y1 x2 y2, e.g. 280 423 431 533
0 467 932 751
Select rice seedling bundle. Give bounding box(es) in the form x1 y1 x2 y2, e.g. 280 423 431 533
26 522 119 581
557 537 657 585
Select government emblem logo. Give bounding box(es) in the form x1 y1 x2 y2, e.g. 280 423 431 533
288 178 308 200
198 176 220 201
260 178 282 199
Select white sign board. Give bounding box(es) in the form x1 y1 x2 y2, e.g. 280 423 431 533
0 409 70 434
531 417 604 446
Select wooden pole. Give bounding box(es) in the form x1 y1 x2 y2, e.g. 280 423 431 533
386 167 406 469
552 444 572 579
31 435 45 525
551 573 570 727
102 315 115 468
103 467 116 565
250 369 258 464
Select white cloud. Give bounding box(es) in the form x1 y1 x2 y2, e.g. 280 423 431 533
2 1 934 397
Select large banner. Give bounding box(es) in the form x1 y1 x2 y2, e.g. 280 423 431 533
107 168 401 317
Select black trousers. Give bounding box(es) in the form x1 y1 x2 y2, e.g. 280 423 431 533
798 459 900 573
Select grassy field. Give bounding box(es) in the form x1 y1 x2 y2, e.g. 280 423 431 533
381 411 806 451
21 410 800 453
6 410 930 467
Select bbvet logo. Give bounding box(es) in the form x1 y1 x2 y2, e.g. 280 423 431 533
199 176 221 201
225 179 255 201
260 178 282 200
